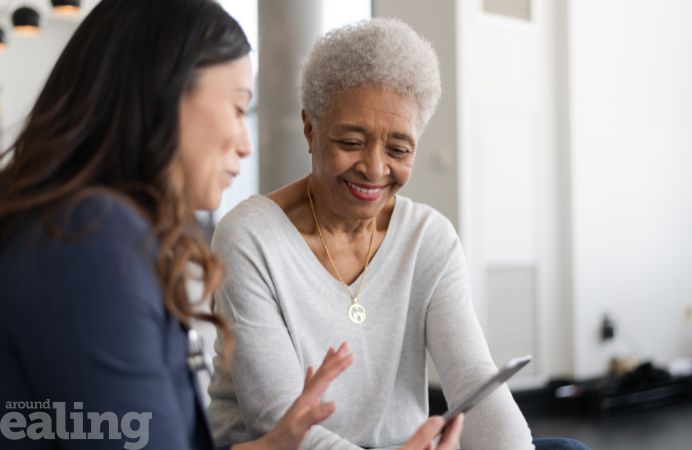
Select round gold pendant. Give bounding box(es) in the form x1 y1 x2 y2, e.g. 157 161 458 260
348 303 366 324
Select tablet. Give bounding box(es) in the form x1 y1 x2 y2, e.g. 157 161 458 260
441 355 532 424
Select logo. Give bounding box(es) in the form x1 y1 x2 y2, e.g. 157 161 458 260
1 401 151 449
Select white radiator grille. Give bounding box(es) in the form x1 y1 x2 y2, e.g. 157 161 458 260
485 265 538 376
483 0 532 21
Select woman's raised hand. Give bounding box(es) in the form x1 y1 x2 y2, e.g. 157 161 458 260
398 414 464 450
233 342 354 450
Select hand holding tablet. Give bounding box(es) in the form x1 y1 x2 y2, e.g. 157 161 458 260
441 356 532 425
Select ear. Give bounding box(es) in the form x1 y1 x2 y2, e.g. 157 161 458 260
302 109 314 154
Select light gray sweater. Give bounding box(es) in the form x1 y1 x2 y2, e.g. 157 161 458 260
207 195 534 450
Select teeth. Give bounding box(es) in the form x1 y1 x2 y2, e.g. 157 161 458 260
347 181 382 195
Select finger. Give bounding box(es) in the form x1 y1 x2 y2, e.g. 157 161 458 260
303 366 315 390
315 343 351 377
305 346 353 394
322 347 336 365
296 354 353 412
436 414 464 450
336 341 349 357
323 342 348 362
291 353 354 416
399 416 445 450
293 401 337 433
303 352 354 398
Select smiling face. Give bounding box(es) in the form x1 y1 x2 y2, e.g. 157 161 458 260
305 85 419 222
178 55 253 211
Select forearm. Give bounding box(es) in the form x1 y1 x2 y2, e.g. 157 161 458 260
426 245 534 450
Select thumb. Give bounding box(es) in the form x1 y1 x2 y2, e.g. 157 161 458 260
294 401 337 433
399 417 445 450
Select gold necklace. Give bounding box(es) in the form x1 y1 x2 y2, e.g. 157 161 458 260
307 174 376 324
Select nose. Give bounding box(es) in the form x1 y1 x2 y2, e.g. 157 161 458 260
236 122 252 159
355 144 390 181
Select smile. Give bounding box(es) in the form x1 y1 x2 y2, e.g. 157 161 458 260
345 180 384 194
343 180 387 202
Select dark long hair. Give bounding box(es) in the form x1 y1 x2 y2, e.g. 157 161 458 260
0 0 250 361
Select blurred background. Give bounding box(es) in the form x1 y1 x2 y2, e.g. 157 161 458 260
1 0 691 448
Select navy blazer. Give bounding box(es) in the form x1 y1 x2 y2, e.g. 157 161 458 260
0 196 221 449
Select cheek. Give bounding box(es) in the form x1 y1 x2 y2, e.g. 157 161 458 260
178 136 228 210
185 158 227 210
319 144 358 175
393 156 415 184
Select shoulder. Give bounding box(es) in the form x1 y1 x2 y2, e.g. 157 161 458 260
2 193 152 257
392 195 464 274
0 193 163 316
395 195 458 243
45 193 155 272
212 195 287 251
69 193 151 238
47 194 155 267
66 192 157 267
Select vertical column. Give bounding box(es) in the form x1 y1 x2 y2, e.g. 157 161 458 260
258 0 323 194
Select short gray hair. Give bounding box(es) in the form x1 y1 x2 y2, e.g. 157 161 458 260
300 18 441 136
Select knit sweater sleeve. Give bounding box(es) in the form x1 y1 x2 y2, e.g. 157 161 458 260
423 215 535 450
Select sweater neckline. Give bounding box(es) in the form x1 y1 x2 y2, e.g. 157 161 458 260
256 194 405 300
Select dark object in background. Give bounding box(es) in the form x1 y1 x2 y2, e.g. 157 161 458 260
599 361 691 412
601 315 615 341
429 362 692 420
12 7 42 29
430 379 596 419
52 0 82 7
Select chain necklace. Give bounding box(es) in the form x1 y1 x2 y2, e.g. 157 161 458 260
307 174 376 324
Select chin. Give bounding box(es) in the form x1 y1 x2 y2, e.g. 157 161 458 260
193 194 222 213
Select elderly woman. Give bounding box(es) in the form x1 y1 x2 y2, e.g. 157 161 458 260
208 18 588 450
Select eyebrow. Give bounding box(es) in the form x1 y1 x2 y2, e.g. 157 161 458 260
335 124 368 134
391 131 416 147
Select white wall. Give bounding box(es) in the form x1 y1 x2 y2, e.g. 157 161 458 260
457 0 574 385
0 0 102 152
569 0 692 378
0 18 79 151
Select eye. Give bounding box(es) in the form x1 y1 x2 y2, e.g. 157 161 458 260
388 147 409 156
235 106 248 117
340 141 362 149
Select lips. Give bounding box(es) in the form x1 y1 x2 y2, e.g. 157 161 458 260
344 180 386 201
223 171 237 186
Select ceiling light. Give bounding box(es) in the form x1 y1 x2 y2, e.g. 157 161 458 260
12 7 42 37
0 28 7 53
52 0 82 17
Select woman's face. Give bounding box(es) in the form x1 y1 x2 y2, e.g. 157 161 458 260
306 85 419 221
178 55 253 211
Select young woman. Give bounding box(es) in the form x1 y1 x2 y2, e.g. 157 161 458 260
0 0 463 449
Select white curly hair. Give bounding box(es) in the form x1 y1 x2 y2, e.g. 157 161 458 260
299 18 442 136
